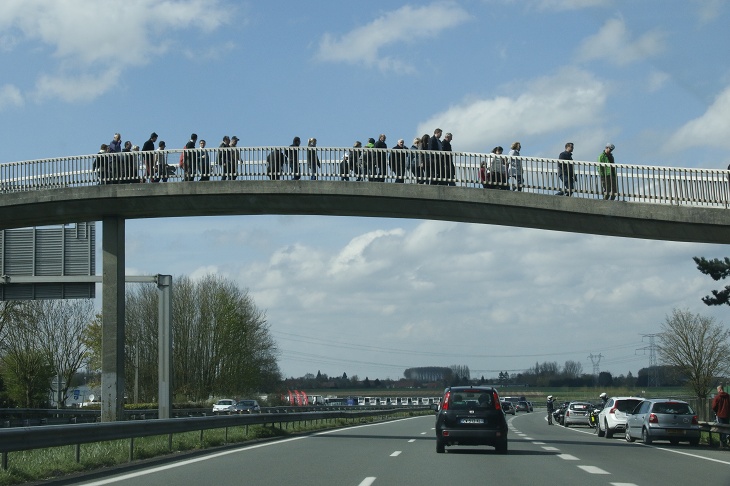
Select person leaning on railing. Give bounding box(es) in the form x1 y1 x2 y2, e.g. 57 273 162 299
598 143 617 200
93 144 111 184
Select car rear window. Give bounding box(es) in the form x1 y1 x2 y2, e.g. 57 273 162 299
652 402 692 415
450 390 495 410
616 399 642 412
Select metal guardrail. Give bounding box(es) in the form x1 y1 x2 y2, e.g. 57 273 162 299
0 406 428 470
0 405 401 427
1 147 728 208
700 421 730 447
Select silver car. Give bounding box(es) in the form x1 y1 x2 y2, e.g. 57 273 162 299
625 398 700 445
563 401 592 427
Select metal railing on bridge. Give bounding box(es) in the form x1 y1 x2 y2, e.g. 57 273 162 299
1 147 728 208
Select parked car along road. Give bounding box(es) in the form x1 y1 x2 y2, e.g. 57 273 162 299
435 386 508 454
625 398 700 445
212 398 236 414
233 399 261 414
501 401 515 415
563 401 592 427
597 396 643 438
515 401 530 413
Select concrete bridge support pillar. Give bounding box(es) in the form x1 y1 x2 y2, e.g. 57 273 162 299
101 217 125 422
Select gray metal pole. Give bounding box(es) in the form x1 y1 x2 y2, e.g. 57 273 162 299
157 275 172 419
101 217 125 422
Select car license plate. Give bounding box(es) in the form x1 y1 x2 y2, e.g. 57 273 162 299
460 418 484 424
667 429 685 435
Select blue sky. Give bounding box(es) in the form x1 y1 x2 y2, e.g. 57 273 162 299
1 0 729 382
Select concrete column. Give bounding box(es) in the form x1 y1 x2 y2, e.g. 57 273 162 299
157 275 173 419
101 217 125 422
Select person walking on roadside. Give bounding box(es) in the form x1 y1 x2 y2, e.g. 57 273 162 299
712 384 730 447
546 395 555 425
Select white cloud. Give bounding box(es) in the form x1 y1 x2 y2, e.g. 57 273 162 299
33 68 121 103
316 2 471 73
0 84 23 109
647 70 670 93
534 0 611 9
416 67 608 152
576 18 665 66
0 0 230 103
668 86 730 150
693 0 725 23
231 217 723 377
485 0 612 11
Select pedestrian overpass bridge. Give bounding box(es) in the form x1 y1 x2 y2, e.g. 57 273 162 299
1 147 729 422
0 146 728 242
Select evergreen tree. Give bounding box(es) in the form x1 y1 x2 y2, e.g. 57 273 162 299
693 256 730 306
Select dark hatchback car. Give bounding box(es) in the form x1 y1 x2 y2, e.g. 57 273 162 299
233 399 261 414
435 386 508 454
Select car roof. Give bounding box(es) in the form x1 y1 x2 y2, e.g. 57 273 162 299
643 398 689 404
607 396 643 400
447 386 496 392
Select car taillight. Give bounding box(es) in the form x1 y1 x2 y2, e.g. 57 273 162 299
442 391 450 410
692 415 698 425
609 406 617 414
649 413 658 423
493 392 502 410
565 410 570 417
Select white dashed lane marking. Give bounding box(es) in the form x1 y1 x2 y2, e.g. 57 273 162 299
541 446 560 451
358 478 376 486
408 439 416 443
390 451 402 457
557 454 579 460
578 465 610 474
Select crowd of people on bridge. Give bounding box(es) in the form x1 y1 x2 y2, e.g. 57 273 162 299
92 130 619 199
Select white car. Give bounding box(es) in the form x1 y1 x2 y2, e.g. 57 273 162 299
597 396 643 438
212 398 236 414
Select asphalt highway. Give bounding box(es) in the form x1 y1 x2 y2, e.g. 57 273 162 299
74 411 730 486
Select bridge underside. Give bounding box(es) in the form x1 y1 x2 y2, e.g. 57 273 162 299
0 181 728 243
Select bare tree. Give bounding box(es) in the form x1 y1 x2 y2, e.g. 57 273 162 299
658 308 730 399
27 300 95 407
563 360 583 379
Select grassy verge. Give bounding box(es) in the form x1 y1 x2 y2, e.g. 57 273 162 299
0 410 431 486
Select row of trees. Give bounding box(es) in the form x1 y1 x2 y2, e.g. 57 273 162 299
403 365 471 383
84 274 282 403
0 274 281 407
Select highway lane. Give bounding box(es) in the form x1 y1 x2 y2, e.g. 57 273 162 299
74 413 730 486
511 410 730 485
